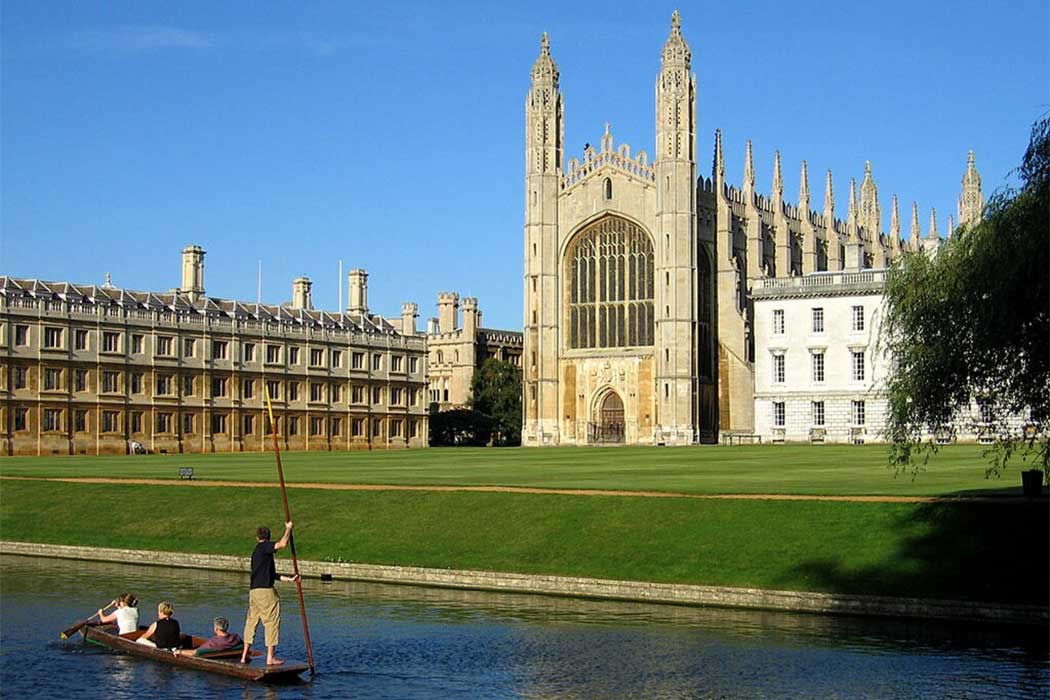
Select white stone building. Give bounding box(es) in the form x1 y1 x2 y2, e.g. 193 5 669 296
753 246 890 444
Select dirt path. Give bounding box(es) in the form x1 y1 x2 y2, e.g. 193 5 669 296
0 475 1023 503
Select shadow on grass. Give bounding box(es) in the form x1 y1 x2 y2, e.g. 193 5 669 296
786 500 1049 605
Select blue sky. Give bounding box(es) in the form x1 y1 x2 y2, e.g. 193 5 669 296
2 1 1047 330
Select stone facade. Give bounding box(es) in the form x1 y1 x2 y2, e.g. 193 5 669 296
522 12 984 447
424 292 522 411
1 247 429 456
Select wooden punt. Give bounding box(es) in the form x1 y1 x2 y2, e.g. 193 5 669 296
80 624 309 682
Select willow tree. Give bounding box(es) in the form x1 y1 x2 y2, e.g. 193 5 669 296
882 117 1049 476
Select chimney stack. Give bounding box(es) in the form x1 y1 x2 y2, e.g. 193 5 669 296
462 297 479 336
347 269 368 315
180 245 206 301
401 302 418 335
291 276 313 310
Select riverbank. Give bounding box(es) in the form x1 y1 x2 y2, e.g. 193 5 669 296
3 541 1044 625
2 478 1046 610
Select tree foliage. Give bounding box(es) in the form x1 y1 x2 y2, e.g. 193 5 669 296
428 408 493 447
470 358 523 446
882 116 1049 476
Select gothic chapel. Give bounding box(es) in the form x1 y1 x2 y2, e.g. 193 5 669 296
521 12 980 446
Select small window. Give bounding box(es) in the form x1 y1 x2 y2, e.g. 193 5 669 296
310 382 324 402
266 380 280 401
772 309 785 335
351 352 364 369
101 370 119 393
289 347 300 365
811 353 824 383
409 357 419 374
243 414 255 436
852 400 866 426
44 368 63 391
773 402 785 428
44 327 63 349
102 332 120 353
811 308 824 334
13 366 27 389
76 329 90 350
130 372 143 394
310 348 324 367
603 177 612 199
211 377 227 398
14 325 29 346
243 343 255 363
184 338 196 358
852 351 865 382
212 340 228 360
288 416 300 436
157 336 173 356
287 382 300 401
371 354 382 371
851 305 865 332
182 413 194 435
131 334 143 354
773 354 785 384
211 413 228 435
266 345 281 364
43 408 63 431
131 412 143 433
14 408 28 431
74 369 87 392
812 401 825 426
331 350 342 368
183 375 194 397
243 379 254 399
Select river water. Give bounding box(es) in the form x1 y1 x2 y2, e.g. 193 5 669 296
1 555 1046 699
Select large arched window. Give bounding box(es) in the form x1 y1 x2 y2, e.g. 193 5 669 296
565 215 654 349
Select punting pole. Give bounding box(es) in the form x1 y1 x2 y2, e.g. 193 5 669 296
263 385 316 676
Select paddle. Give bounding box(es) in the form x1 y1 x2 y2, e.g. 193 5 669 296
61 601 115 639
263 386 316 676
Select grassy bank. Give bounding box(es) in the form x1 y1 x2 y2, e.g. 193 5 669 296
2 480 1045 604
0 443 1033 496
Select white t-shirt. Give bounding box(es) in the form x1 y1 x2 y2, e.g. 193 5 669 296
115 607 139 634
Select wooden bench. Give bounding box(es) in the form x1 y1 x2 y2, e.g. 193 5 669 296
178 467 194 480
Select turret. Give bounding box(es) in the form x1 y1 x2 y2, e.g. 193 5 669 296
437 292 459 334
180 245 206 301
958 150 983 228
859 161 881 238
347 269 368 315
401 302 418 336
291 276 312 310
462 297 479 337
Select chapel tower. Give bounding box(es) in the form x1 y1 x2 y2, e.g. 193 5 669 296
522 32 563 445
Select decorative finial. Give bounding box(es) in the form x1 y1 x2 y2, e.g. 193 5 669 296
743 139 754 187
671 10 681 32
772 150 783 195
713 129 725 178
799 160 810 205
104 272 112 287
540 32 549 54
604 121 611 136
864 160 872 175
890 194 900 234
928 207 939 239
968 150 975 166
824 169 834 213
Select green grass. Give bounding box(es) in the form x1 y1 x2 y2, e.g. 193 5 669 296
1 480 1045 604
0 443 1035 496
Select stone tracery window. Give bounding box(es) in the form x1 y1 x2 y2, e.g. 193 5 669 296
565 216 654 349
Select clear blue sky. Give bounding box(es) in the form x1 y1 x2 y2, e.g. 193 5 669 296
2 1 1047 330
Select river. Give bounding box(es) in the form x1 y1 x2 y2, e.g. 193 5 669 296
1 555 1046 699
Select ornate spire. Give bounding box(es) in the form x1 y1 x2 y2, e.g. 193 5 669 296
713 129 725 180
958 149 984 227
771 150 783 200
948 213 955 236
910 201 921 248
890 194 900 236
661 10 691 66
823 169 834 214
859 160 880 235
531 32 559 86
927 208 940 239
798 160 810 210
743 139 755 190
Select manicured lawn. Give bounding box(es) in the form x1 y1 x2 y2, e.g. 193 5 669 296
0 443 1034 496
1 480 1045 604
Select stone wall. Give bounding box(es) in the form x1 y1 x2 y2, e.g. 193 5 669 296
3 541 1043 626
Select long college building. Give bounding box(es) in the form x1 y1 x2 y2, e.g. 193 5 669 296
1 246 429 456
522 12 982 446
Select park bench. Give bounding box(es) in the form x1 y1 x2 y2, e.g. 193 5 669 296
721 432 762 446
178 467 194 480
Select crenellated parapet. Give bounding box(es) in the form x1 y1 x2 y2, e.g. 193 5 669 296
561 123 655 191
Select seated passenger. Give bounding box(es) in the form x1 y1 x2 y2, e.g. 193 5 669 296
98 592 139 635
177 616 243 656
136 601 181 649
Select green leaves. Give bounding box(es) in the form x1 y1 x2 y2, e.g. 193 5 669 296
883 117 1049 477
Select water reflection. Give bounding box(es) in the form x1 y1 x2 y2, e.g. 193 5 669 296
2 555 1047 700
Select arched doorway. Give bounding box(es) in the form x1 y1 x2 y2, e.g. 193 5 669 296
589 391 625 444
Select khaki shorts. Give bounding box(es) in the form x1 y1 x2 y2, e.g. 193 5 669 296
243 587 281 648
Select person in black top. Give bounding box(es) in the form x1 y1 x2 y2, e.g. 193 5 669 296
136 601 181 650
240 522 299 666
